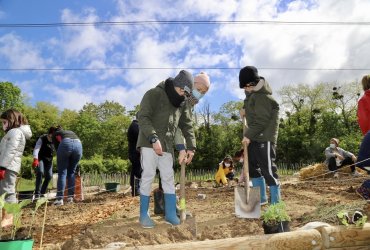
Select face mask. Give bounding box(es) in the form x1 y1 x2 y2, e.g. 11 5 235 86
224 163 231 167
330 143 336 149
239 158 243 163
192 89 204 101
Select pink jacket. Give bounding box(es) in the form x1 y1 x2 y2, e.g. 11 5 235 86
358 90 370 135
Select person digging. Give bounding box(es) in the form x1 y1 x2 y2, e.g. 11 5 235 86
152 72 211 216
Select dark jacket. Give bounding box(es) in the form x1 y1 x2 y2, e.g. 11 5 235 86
244 79 280 144
127 119 140 159
137 81 196 154
34 134 55 162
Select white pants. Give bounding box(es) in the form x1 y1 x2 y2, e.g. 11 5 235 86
139 147 175 196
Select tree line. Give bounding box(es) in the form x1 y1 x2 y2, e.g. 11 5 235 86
0 80 364 177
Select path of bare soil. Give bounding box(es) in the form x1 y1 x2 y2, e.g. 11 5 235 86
15 175 370 250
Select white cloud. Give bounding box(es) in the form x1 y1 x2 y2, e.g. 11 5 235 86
2 0 370 112
0 33 50 69
45 83 150 111
217 0 370 95
60 8 121 61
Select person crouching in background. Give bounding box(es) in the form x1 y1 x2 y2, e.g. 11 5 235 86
215 155 235 187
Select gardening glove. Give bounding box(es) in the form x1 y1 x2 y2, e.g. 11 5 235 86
352 211 367 227
0 168 6 180
337 211 350 226
32 158 39 168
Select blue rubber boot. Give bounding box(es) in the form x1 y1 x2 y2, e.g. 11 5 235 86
270 185 281 204
164 193 180 225
251 177 268 205
140 195 155 228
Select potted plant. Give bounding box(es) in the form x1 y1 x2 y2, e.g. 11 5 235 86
261 201 291 234
105 182 121 192
0 193 48 250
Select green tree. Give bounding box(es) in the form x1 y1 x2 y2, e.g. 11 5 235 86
59 109 79 129
0 82 24 111
23 102 60 155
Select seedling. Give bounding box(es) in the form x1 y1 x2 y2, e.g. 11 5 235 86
261 201 291 226
4 199 32 240
0 193 48 241
27 197 48 238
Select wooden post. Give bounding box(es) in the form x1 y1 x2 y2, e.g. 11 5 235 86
320 223 370 249
265 229 322 250
124 235 271 250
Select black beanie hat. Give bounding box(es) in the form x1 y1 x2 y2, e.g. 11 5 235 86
173 70 194 94
239 66 260 88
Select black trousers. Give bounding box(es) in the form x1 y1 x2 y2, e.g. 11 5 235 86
226 172 234 180
328 156 355 172
248 141 279 186
129 153 142 196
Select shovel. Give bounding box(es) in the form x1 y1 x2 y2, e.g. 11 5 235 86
179 161 197 237
235 119 261 218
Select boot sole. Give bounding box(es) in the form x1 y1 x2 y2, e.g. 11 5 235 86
141 225 155 229
165 220 180 226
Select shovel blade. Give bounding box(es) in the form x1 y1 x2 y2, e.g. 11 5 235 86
235 186 261 218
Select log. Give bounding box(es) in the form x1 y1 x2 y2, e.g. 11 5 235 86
321 223 370 249
124 235 271 250
265 229 322 250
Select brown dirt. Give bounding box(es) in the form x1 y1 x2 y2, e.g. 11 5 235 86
13 174 370 249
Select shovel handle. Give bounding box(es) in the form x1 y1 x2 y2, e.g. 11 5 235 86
179 161 186 223
243 142 250 203
242 117 250 203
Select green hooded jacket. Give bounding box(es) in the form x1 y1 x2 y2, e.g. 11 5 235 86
244 79 279 144
137 81 196 154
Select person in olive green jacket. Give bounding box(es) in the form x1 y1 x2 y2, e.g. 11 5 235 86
137 70 196 228
239 66 280 205
153 72 211 215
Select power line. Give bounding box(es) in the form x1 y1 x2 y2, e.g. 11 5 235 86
1 20 370 28
0 67 370 71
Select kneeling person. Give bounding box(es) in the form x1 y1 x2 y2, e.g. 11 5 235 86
324 138 359 178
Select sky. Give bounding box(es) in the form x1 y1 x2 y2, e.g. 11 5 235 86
0 0 369 113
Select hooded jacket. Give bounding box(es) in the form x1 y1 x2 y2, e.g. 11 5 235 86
244 79 280 144
137 81 196 154
0 125 32 174
358 89 370 135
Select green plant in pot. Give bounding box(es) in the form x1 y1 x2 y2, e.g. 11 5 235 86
0 193 48 250
261 201 291 234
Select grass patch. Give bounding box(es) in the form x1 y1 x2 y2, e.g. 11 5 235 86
16 178 53 192
301 200 367 225
16 178 35 191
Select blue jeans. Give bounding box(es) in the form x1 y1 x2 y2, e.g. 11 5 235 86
357 131 370 174
56 138 83 200
34 159 53 196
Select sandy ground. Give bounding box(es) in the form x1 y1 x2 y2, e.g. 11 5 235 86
10 174 370 250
